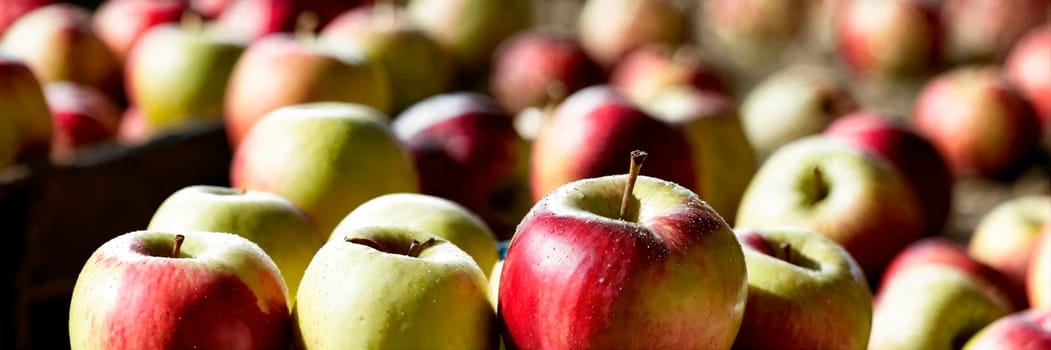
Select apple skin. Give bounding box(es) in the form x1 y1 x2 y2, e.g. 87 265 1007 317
91 0 190 64
489 30 605 114
191 0 235 19
126 23 245 135
732 227 872 350
293 226 496 349
835 0 942 79
610 43 727 104
912 65 1041 178
699 0 810 68
43 82 121 157
1 4 122 97
577 0 687 68
392 92 530 239
0 0 53 36
0 55 53 159
214 0 360 41
964 308 1051 350
500 174 748 349
116 105 150 144
1005 25 1051 126
825 111 953 237
147 185 325 303
407 0 532 71
231 102 418 235
969 195 1051 300
736 136 925 277
1029 228 1051 308
941 0 1049 64
69 230 291 350
330 192 499 278
223 33 390 148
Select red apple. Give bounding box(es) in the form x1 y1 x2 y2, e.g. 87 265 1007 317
965 308 1051 349
969 195 1051 301
0 55 52 159
912 65 1041 178
880 238 1024 308
941 0 1049 63
92 0 190 64
43 82 120 158
489 30 605 114
214 0 360 41
577 0 687 68
0 0 53 36
1005 25 1051 126
191 0 235 19
835 0 942 80
1029 228 1051 308
609 43 727 104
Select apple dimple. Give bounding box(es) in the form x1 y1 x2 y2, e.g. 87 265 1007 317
136 233 190 259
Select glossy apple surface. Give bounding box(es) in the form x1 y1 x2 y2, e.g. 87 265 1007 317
964 308 1051 350
43 82 120 157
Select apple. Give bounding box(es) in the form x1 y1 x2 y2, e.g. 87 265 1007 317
1 4 122 97
320 4 456 113
740 64 856 157
912 65 1041 178
69 230 291 349
1005 25 1051 125
941 0 1049 64
126 20 246 135
880 238 1025 308
43 82 121 158
147 185 325 302
407 0 532 72
489 30 605 114
968 195 1051 299
609 43 727 104
0 0 53 36
488 259 502 308
223 32 389 147
392 92 530 239
293 225 496 349
500 169 748 348
330 192 499 278
214 0 359 41
577 0 687 68
116 105 150 144
825 111 953 237
869 238 1019 350
231 102 418 235
91 0 190 64
1029 228 1051 308
736 135 925 277
0 55 52 159
732 227 872 350
699 0 811 68
835 0 942 80
191 0 234 19
964 308 1051 350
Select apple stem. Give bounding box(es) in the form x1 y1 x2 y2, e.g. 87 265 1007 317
407 237 438 258
295 11 319 44
779 242 792 262
346 237 385 251
619 150 648 221
181 12 202 33
810 166 829 203
171 234 185 258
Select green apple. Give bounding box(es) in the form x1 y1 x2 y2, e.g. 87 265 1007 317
231 102 418 235
147 185 325 302
0 55 52 159
408 0 532 70
293 226 496 349
330 193 497 278
968 195 1051 297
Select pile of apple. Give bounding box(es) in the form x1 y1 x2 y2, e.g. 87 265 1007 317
0 0 1046 348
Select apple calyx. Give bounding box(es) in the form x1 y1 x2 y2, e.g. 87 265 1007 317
619 150 648 220
345 236 439 258
171 234 185 258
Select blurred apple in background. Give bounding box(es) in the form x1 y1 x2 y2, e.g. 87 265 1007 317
489 30 604 114
964 308 1051 350
1005 25 1051 126
147 185 324 303
500 174 748 349
870 238 1018 350
732 228 872 350
214 0 360 41
1029 228 1051 308
116 105 149 144
0 0 53 36
43 82 120 159
577 0 686 68
320 4 455 113
825 112 954 237
294 226 495 349
913 65 1041 179
740 65 855 157
224 33 389 147
331 193 499 278
699 0 811 70
0 55 52 160
392 93 529 239
835 0 942 80
736 136 925 277
940 0 1048 64
191 0 234 19
92 0 190 64
231 102 417 235
610 44 727 104
968 195 1051 299
1 4 122 98
408 0 532 76
69 231 291 349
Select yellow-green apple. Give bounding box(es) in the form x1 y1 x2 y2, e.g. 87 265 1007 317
699 0 810 68
941 0 1048 64
0 55 52 159
407 0 532 71
500 173 748 348
913 65 1041 178
43 82 120 159
1006 25 1051 126
964 308 1051 350
870 238 1021 350
1 4 121 97
968 195 1051 299
609 43 727 104
293 226 496 349
91 0 190 64
126 21 246 135
577 0 687 68
231 102 417 235
320 4 455 113
330 192 499 278
392 92 530 239
1029 228 1051 308
740 65 855 157
735 136 925 277
214 0 360 41
732 227 872 350
825 111 954 237
835 0 942 80
489 30 605 114
224 33 389 147
147 185 325 302
69 230 291 349
640 86 755 223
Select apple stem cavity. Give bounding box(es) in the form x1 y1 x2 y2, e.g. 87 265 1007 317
407 237 438 258
181 12 203 33
779 242 792 262
345 236 438 258
809 166 830 204
171 234 185 258
295 11 320 44
619 150 648 221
